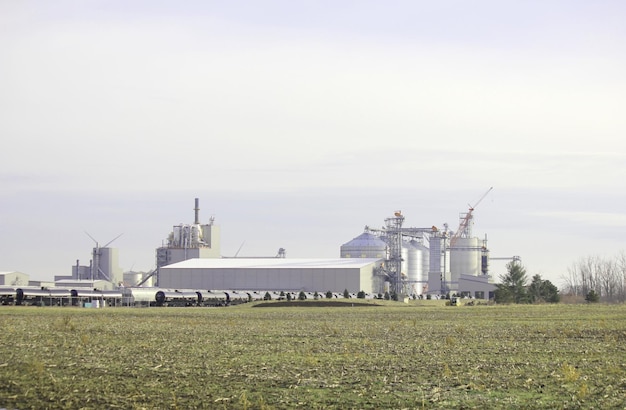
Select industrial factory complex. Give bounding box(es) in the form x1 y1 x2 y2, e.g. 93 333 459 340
1 192 517 306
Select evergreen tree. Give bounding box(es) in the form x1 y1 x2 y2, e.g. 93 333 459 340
325 290 333 299
298 291 307 300
585 289 600 303
495 262 529 303
343 289 350 298
528 274 560 303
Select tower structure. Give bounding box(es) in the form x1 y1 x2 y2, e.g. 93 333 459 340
385 211 405 296
154 198 221 285
364 214 436 297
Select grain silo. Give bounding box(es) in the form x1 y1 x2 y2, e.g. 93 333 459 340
404 241 419 295
409 239 429 295
340 232 387 259
450 237 482 284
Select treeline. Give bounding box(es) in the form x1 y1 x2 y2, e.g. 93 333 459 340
494 262 560 304
561 253 626 303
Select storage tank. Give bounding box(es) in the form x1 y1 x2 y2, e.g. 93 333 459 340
340 232 387 259
404 241 420 292
450 237 482 283
410 239 429 295
401 244 409 275
172 226 182 247
191 224 203 246
123 271 142 287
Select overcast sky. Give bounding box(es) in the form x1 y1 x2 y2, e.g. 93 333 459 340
2 1 625 286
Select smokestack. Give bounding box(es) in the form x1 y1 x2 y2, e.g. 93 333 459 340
194 198 200 224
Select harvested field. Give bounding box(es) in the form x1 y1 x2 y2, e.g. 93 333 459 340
0 303 625 409
254 300 379 307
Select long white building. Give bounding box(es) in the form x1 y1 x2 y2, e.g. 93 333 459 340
159 258 382 293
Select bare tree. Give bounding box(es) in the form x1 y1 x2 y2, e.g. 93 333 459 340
615 251 626 303
563 253 626 303
562 263 582 296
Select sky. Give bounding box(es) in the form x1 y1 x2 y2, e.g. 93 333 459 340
1 1 625 286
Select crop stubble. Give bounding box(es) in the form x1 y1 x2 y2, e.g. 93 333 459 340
0 303 624 409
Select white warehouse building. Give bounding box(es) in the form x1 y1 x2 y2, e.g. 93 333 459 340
159 258 383 294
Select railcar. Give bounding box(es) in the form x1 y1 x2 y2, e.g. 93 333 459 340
155 290 199 307
196 290 228 306
70 289 123 307
0 287 17 305
16 288 72 306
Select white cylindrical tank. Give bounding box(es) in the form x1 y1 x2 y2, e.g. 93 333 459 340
401 244 409 278
123 272 142 287
410 239 428 295
172 226 182 247
413 241 429 284
191 224 203 247
405 241 420 284
182 225 191 247
340 232 387 259
450 237 481 280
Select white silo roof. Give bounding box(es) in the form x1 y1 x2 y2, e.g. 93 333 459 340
341 232 387 248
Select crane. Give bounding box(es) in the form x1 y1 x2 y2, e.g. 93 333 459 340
450 187 492 246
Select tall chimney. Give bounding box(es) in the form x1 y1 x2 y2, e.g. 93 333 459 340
194 198 200 224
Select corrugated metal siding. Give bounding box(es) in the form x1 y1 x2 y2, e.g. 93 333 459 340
160 258 380 293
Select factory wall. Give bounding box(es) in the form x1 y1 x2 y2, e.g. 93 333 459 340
160 259 380 293
72 264 91 280
0 271 29 286
427 271 442 296
201 224 221 256
99 248 123 285
457 274 496 300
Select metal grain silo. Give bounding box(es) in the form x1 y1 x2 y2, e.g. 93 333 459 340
409 239 429 295
404 240 419 289
123 271 142 287
450 237 482 284
340 232 387 259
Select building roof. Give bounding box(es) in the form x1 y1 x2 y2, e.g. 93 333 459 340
55 279 106 283
162 258 382 270
341 232 387 248
53 279 115 290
